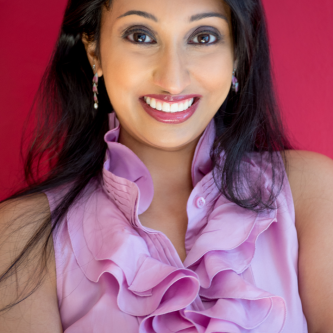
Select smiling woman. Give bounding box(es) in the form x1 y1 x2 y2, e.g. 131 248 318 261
91 0 234 152
1 0 333 332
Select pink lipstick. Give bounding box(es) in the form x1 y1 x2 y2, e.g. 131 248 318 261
139 94 201 124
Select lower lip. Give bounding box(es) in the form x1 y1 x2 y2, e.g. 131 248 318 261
139 98 200 124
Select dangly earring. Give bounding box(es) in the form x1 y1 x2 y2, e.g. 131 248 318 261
232 69 239 93
92 64 99 109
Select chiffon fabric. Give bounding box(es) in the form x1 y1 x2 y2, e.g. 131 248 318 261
48 113 308 332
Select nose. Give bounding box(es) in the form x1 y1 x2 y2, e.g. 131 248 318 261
152 45 191 95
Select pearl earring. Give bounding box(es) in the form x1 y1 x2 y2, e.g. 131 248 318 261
232 69 239 93
92 64 99 109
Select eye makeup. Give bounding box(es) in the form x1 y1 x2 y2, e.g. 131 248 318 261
120 24 224 46
121 25 157 44
188 26 223 45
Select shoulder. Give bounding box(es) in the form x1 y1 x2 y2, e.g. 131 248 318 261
0 193 51 245
0 194 62 332
0 193 51 247
0 192 50 222
282 150 333 229
283 150 333 331
283 149 333 180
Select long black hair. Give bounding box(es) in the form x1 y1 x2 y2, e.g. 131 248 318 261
0 0 291 312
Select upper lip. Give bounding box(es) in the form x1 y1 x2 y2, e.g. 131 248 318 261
141 94 202 102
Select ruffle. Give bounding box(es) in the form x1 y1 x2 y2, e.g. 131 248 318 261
68 189 200 316
103 133 154 216
66 113 286 332
182 198 286 332
67 181 286 333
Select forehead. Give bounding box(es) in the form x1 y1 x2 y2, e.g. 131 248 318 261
106 0 231 23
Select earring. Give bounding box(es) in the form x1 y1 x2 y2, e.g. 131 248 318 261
232 69 239 93
92 64 99 109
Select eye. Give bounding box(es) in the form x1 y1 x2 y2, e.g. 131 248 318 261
126 31 155 44
189 32 218 45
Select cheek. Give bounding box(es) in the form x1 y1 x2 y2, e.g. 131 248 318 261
103 58 136 106
191 50 233 104
101 43 149 107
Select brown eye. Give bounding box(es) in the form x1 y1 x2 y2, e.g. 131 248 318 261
190 33 218 44
127 32 155 44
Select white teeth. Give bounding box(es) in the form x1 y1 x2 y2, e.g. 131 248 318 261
170 103 178 112
143 97 196 112
162 102 171 112
150 98 156 109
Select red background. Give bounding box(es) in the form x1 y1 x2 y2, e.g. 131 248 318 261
0 0 332 200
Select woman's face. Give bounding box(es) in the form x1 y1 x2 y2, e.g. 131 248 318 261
95 0 234 150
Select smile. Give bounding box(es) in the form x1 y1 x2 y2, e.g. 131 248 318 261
139 94 202 124
143 96 194 113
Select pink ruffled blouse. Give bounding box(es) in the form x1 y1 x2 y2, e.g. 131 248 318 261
47 113 308 332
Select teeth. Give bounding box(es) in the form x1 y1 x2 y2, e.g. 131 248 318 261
143 97 195 112
170 103 178 112
150 98 156 109
162 102 171 112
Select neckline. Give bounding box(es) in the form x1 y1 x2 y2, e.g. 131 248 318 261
103 112 216 215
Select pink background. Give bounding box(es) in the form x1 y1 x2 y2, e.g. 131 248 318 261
0 0 332 200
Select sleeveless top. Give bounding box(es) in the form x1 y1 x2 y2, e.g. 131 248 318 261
47 113 308 333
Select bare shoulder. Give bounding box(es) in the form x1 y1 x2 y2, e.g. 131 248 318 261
0 193 51 255
283 150 333 332
283 149 333 199
283 150 333 212
0 192 50 225
0 193 51 250
0 194 62 332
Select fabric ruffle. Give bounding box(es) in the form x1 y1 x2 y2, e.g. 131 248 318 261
65 112 286 332
67 180 286 332
182 197 286 332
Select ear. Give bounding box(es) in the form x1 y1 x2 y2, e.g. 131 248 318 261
82 34 103 77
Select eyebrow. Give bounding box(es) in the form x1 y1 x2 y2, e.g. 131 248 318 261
117 10 228 23
117 10 158 22
190 12 228 23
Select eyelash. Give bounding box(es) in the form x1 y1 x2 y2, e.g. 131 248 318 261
123 28 156 44
189 30 221 45
122 27 222 46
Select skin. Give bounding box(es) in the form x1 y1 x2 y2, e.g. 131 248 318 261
284 151 333 332
1 0 333 332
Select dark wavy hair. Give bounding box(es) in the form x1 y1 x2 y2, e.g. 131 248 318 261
0 0 291 312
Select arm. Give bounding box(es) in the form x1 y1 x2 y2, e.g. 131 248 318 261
285 150 333 332
0 194 63 333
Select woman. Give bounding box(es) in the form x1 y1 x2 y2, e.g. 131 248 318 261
1 0 333 331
